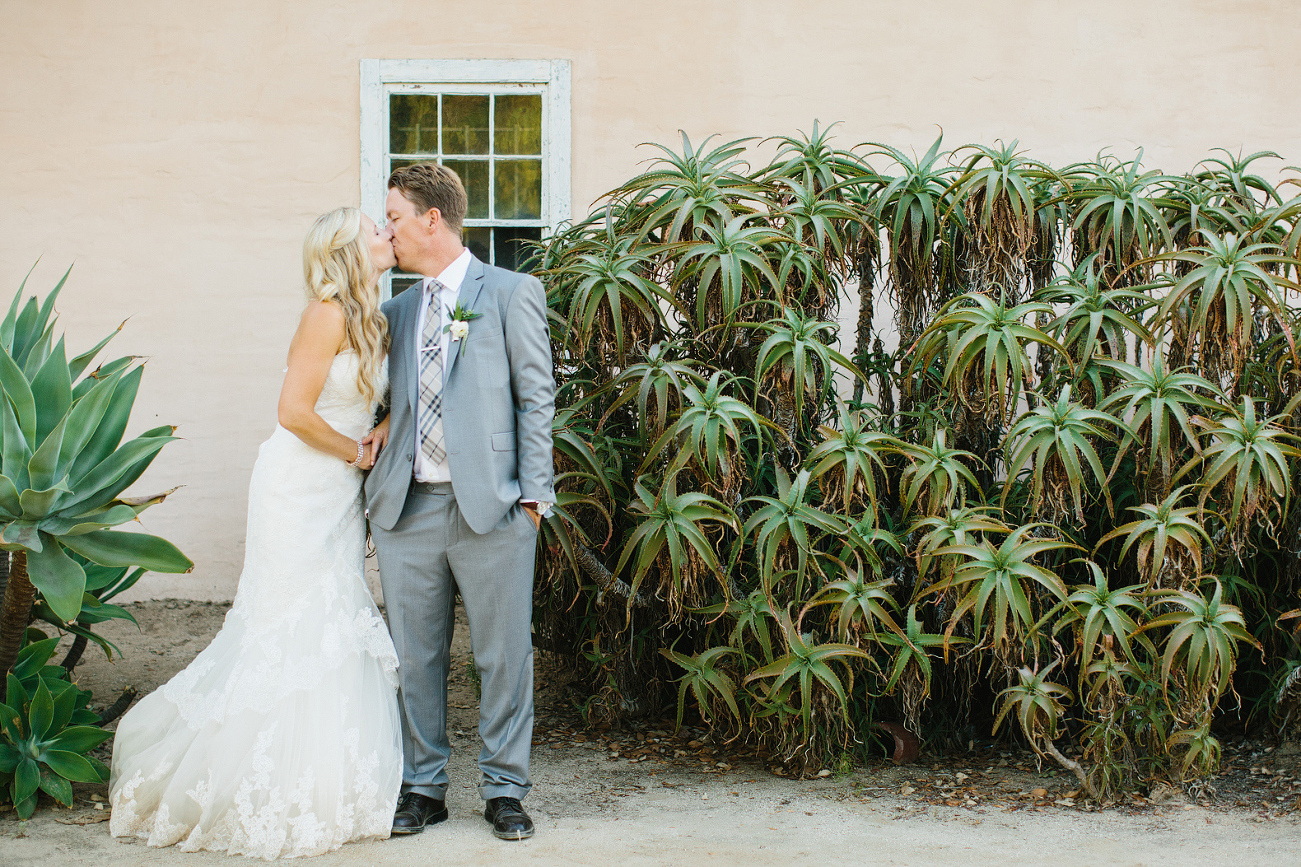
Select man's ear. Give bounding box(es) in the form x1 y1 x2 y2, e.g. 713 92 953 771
425 207 442 233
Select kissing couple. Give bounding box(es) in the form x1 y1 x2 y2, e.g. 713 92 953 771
106 163 556 858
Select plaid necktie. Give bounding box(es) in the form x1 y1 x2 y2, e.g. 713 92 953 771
418 279 447 465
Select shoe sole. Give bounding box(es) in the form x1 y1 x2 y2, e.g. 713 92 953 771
491 825 534 841
391 809 449 835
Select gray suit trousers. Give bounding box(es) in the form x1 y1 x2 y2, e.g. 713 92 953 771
374 481 536 801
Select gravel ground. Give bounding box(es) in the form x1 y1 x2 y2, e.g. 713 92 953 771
3 599 1299 866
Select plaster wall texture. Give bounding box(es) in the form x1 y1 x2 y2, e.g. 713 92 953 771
0 0 1298 599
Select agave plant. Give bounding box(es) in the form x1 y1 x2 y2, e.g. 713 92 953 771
1 669 110 819
0 278 192 676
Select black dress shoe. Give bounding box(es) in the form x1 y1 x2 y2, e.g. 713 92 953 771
483 796 534 840
392 792 448 835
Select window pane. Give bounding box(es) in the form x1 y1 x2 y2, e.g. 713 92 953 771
494 159 542 220
494 94 542 155
390 157 434 173
464 227 491 263
389 94 439 155
442 94 489 155
391 275 423 296
442 159 489 220
493 227 543 272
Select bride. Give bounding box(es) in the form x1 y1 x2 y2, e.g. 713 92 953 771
109 208 402 859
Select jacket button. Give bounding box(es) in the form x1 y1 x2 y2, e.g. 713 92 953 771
405 453 413 461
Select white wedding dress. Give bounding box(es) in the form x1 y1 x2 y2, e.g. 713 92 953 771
109 351 401 860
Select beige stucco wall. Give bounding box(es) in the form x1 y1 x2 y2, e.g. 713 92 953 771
1 0 1298 600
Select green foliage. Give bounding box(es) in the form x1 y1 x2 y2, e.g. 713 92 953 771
0 636 108 819
0 275 193 624
533 129 1301 789
0 268 191 819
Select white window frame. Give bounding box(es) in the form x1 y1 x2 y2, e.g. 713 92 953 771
360 59 571 296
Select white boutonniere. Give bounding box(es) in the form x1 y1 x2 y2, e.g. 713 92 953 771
445 302 482 341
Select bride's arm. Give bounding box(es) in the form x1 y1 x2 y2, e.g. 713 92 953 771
277 301 373 469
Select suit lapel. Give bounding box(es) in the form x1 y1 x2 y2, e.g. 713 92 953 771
394 281 424 420
445 255 486 379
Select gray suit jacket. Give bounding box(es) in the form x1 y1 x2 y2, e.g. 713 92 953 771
364 255 555 534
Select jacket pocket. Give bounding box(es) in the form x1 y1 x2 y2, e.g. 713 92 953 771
491 431 516 452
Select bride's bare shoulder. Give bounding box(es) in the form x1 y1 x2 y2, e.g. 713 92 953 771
289 300 347 358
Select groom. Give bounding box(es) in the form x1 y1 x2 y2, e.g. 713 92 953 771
364 162 555 841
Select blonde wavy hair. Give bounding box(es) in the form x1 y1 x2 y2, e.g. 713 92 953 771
302 207 390 403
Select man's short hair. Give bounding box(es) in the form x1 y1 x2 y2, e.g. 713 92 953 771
388 163 468 235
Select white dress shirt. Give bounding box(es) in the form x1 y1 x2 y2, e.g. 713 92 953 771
412 248 472 483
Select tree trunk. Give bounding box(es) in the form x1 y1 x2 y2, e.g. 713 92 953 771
60 634 89 674
0 550 9 615
0 551 34 676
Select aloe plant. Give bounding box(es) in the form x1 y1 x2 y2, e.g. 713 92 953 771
530 131 1301 787
1000 386 1121 522
913 292 1068 425
742 611 867 742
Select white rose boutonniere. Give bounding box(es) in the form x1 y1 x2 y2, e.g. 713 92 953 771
444 302 482 342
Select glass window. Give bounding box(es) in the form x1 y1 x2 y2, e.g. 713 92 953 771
384 89 546 294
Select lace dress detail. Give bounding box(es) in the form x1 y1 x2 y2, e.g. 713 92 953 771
109 352 401 860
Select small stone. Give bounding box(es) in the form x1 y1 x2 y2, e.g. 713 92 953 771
94 803 105 811
900 785 915 795
1031 788 1048 799
817 769 831 778
955 772 968 782
91 795 105 802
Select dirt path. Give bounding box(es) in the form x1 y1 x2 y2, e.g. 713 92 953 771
4 601 1299 866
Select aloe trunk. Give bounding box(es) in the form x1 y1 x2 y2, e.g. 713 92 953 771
0 551 32 674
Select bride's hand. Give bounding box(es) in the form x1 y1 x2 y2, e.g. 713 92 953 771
362 416 390 459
